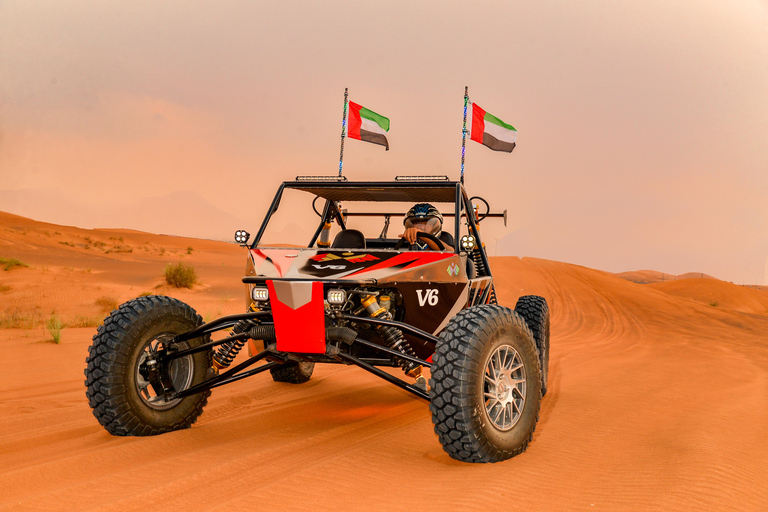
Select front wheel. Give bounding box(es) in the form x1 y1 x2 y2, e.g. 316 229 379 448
84 295 212 436
429 305 542 463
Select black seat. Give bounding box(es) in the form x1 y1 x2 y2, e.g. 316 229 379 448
439 231 454 248
331 229 366 249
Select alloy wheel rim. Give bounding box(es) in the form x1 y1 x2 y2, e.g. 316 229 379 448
483 344 526 431
135 334 193 410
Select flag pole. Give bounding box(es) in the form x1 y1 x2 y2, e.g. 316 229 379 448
460 86 469 184
339 87 348 177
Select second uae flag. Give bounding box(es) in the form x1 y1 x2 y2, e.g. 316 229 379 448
347 101 390 150
470 103 516 152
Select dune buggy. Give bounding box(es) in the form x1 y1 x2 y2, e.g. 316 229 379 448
85 175 550 463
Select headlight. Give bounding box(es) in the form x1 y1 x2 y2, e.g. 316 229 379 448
327 289 347 305
251 286 269 302
460 235 476 250
234 230 250 244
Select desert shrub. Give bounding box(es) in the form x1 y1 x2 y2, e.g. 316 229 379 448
0 310 43 329
138 291 153 297
1 257 29 271
47 314 63 343
0 284 11 293
187 246 194 255
67 315 102 328
164 262 197 288
105 245 132 254
95 295 119 313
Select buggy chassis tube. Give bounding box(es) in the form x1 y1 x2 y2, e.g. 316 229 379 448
337 313 440 345
173 311 270 343
242 277 377 285
175 349 285 399
351 337 431 370
337 351 430 401
165 331 255 362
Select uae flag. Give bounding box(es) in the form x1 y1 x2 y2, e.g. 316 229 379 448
347 101 390 150
470 102 516 152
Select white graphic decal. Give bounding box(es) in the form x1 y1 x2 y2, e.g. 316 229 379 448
417 289 439 306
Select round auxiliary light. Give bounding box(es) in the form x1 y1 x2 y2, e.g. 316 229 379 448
251 286 269 302
234 230 250 244
327 289 347 305
460 235 476 250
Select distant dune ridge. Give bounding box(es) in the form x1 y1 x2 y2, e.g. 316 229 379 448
613 269 719 284
1 212 767 510
0 188 247 241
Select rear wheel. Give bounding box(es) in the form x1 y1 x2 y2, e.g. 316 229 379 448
429 305 541 463
270 361 315 383
514 295 550 395
84 295 212 436
251 339 315 383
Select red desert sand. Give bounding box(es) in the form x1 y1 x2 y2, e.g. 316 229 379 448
1 211 767 511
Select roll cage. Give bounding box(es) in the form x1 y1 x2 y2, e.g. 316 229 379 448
248 176 501 275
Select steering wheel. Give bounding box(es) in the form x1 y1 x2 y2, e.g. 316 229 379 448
394 231 447 251
469 196 490 222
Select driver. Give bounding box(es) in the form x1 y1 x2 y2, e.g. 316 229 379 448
399 203 453 250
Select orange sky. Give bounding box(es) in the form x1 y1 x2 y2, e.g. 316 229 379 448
1 0 767 284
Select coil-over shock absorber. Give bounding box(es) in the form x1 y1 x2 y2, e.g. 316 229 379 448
471 249 498 305
360 295 422 378
212 317 260 370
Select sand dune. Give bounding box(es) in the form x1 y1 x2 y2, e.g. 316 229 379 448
648 278 768 316
613 269 719 284
1 213 767 511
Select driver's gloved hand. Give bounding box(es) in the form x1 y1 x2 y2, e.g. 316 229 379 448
399 227 423 245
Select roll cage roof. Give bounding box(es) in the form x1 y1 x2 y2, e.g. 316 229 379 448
289 181 459 203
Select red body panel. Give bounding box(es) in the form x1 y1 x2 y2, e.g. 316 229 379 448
266 280 326 353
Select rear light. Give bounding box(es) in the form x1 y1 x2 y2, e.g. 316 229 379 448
251 287 269 302
460 235 476 250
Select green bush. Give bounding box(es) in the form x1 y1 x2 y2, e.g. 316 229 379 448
1 257 29 271
164 262 198 288
47 314 63 344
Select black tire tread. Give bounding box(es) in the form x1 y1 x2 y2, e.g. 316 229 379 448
514 295 550 396
269 362 315 384
429 304 541 463
84 295 211 436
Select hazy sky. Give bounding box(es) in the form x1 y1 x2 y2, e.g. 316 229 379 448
2 0 767 283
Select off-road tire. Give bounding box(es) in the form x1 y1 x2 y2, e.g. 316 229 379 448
514 295 550 396
270 361 315 383
429 305 542 463
84 295 212 436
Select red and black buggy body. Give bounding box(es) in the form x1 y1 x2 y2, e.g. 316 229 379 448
85 176 551 463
